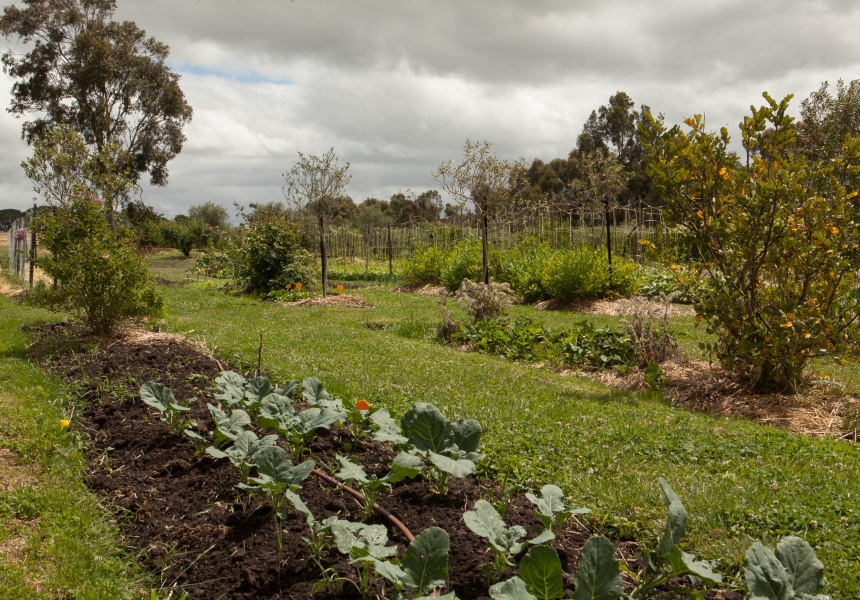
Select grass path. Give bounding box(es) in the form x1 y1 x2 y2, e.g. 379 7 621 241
0 296 143 599
162 282 860 598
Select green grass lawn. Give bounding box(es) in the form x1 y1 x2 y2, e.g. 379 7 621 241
159 281 860 598
0 292 145 598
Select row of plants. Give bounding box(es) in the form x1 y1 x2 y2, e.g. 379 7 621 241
139 370 833 599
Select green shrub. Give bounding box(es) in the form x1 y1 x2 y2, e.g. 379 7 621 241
440 237 483 291
402 245 446 285
35 196 163 334
232 218 316 294
490 238 552 302
639 266 693 303
540 245 640 301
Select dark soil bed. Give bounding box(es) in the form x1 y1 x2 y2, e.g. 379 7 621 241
37 324 739 599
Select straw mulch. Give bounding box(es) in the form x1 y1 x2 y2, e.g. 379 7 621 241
535 296 695 317
279 294 369 308
590 359 858 441
396 283 449 297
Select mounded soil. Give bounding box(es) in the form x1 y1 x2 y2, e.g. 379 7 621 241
35 323 738 599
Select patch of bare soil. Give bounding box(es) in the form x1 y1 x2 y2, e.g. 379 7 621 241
279 294 370 308
535 296 695 317
590 360 859 440
30 324 737 600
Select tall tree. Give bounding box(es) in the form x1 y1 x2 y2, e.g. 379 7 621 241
432 139 526 284
1 0 193 214
282 148 351 297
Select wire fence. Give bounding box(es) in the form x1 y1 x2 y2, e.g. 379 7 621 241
320 206 683 265
6 214 36 288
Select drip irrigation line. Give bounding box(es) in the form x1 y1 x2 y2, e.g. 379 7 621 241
312 468 414 542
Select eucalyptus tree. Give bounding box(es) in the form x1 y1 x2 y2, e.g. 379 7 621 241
432 139 526 284
282 148 351 296
1 0 193 217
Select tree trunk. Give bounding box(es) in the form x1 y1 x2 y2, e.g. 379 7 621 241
319 215 327 297
481 212 489 285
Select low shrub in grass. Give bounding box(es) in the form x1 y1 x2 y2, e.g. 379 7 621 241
540 245 641 301
231 218 316 294
35 196 163 334
490 238 552 302
158 218 207 257
440 236 483 291
402 245 446 285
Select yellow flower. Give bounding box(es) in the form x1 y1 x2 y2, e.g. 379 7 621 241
779 321 793 328
831 226 839 234
696 210 704 219
719 167 726 176
803 333 811 338
639 239 653 247
285 283 292 290
60 419 70 428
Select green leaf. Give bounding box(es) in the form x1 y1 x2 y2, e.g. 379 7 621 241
334 454 369 483
285 489 311 521
373 559 407 588
297 407 345 433
657 477 687 557
463 499 505 542
401 403 453 453
490 576 538 600
140 381 175 413
529 529 556 546
244 376 275 404
302 377 331 404
360 524 397 559
451 418 482 453
277 379 299 397
428 451 475 478
258 393 297 431
205 446 227 459
519 545 564 600
393 451 425 470
572 536 624 600
527 484 566 517
681 551 723 585
214 371 246 405
255 446 314 488
371 407 409 445
744 542 792 600
776 537 825 595
383 460 421 484
401 526 450 594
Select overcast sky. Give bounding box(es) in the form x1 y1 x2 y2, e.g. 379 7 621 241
2 0 859 217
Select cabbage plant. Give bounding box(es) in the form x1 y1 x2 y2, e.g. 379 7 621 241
744 537 831 600
214 370 298 416
334 454 419 519
331 519 399 597
139 381 196 434
205 429 278 483
395 402 483 494
525 484 591 535
238 445 314 576
257 391 345 457
464 499 554 582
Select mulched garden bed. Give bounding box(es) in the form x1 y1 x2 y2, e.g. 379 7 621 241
34 323 739 599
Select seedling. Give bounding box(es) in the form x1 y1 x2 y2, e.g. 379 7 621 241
396 402 484 494
205 429 278 483
464 499 554 582
257 390 344 457
288 499 342 593
207 403 252 450
489 536 624 600
622 478 722 598
331 519 399 597
237 445 314 575
743 537 831 600
526 484 591 535
140 381 197 434
372 526 453 598
334 454 419 519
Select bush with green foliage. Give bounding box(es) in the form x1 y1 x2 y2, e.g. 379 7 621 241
644 93 860 392
232 217 316 294
539 245 641 301
490 238 553 302
158 218 207 256
402 245 446 285
440 236 483 291
35 196 163 334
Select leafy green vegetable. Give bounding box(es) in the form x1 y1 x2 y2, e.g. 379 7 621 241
334 454 419 519
140 381 196 434
205 429 278 483
744 537 830 600
207 403 252 449
572 536 624 600
372 527 452 598
519 545 564 600
526 484 591 535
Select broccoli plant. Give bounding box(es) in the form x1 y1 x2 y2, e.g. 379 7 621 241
743 537 831 600
526 484 591 535
139 381 197 434
288 499 342 593
214 370 297 415
331 519 399 597
334 454 419 519
303 376 346 411
489 537 624 600
392 402 483 494
464 499 554 582
206 403 252 452
238 446 314 576
372 526 455 599
205 429 278 483
370 407 409 446
622 478 722 598
257 390 345 457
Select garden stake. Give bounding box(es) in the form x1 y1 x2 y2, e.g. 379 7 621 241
256 333 263 377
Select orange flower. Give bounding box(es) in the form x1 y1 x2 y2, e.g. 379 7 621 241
831 226 840 234
295 283 303 291
285 283 292 290
337 284 344 293
355 399 371 411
